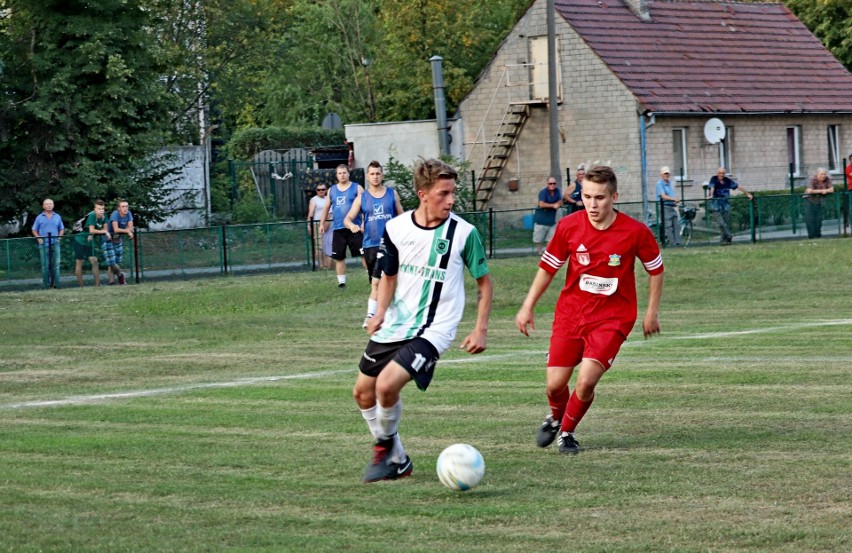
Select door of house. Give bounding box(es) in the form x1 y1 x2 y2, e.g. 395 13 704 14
529 36 562 103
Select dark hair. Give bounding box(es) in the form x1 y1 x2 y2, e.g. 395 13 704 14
583 166 618 193
95 199 105 207
413 158 457 193
367 160 383 170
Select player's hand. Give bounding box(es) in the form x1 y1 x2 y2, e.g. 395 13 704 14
366 314 383 335
460 329 487 354
515 306 535 336
643 313 660 338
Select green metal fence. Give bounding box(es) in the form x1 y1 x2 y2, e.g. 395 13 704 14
3 191 849 291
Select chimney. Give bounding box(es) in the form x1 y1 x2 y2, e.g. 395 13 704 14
623 0 650 21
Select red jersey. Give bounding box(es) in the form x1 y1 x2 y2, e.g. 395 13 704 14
540 210 663 335
845 162 852 190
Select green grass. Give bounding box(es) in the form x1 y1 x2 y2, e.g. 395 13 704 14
1 240 850 552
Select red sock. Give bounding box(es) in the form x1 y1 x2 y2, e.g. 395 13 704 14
561 391 593 432
547 386 571 423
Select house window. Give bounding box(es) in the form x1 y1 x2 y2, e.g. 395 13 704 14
672 128 687 180
827 125 841 173
719 126 734 172
786 126 802 177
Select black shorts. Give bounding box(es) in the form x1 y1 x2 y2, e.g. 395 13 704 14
363 246 383 281
331 229 363 261
359 338 440 391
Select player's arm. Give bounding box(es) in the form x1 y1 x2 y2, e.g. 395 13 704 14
642 272 664 338
366 272 397 335
515 267 557 336
460 273 493 354
343 196 362 233
393 194 404 216
318 194 332 235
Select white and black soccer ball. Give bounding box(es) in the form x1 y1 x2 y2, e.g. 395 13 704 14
436 443 485 491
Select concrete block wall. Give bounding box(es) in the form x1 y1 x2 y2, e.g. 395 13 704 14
646 113 852 202
459 0 645 209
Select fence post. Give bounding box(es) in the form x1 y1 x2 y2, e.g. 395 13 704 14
47 232 54 288
750 197 756 243
488 207 494 259
657 198 665 245
309 220 317 271
471 170 476 212
133 232 142 283
221 224 229 275
789 163 797 234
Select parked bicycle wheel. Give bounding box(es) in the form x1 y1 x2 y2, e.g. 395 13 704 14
680 220 693 246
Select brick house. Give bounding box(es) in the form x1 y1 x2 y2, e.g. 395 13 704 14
458 0 852 212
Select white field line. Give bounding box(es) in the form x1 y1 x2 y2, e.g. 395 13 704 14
2 320 850 411
670 319 852 340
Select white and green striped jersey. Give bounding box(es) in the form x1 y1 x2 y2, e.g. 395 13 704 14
373 211 489 354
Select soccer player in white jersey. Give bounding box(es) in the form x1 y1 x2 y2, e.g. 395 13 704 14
354 158 493 482
515 165 664 454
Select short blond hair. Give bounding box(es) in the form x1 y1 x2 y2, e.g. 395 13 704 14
413 158 458 193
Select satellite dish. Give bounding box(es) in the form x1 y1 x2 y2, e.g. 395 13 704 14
704 118 726 144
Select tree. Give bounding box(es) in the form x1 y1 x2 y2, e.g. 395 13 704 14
0 0 178 229
260 0 530 126
784 0 851 71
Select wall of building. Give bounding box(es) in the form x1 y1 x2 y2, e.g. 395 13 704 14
646 114 852 202
147 145 209 231
345 118 464 170
458 0 644 210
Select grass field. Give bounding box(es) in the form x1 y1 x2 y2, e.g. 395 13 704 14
1 239 850 552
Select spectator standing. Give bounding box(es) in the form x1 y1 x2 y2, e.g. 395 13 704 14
73 200 109 287
655 166 681 247
319 164 365 288
707 167 753 245
844 154 852 230
564 164 586 213
307 184 332 270
344 161 404 328
355 158 492 483
31 198 65 289
106 199 133 285
533 176 562 255
515 165 664 454
803 167 834 239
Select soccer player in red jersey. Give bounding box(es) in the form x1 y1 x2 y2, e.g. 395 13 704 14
515 165 664 453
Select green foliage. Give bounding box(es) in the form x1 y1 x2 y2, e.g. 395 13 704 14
0 0 178 230
226 127 346 160
785 0 851 71
384 154 476 212
262 0 531 125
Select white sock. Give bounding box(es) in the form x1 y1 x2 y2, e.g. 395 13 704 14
367 298 378 317
360 405 380 439
337 274 346 285
378 400 406 463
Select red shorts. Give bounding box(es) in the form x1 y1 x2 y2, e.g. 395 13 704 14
547 323 627 371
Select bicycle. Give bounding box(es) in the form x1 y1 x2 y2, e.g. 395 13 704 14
679 204 697 246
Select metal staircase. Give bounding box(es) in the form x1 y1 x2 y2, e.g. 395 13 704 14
474 104 530 207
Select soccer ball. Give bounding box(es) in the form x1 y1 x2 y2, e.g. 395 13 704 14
436 443 485 491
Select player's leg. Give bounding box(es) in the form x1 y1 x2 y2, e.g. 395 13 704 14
73 241 86 287
353 371 380 438
537 333 583 448
557 327 625 453
330 230 348 287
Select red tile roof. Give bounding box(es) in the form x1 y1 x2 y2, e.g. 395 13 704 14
555 0 852 113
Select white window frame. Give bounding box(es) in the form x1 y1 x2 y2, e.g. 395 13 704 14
827 124 841 174
672 128 688 181
786 126 802 178
719 126 734 173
